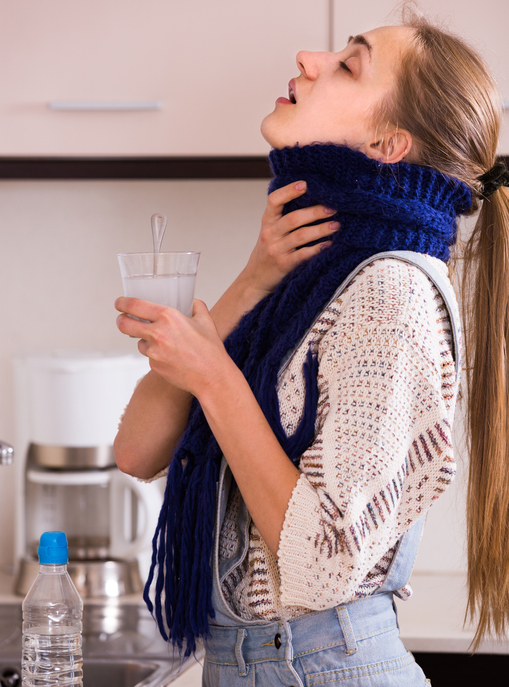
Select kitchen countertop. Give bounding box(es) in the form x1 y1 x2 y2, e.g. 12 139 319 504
0 568 507 686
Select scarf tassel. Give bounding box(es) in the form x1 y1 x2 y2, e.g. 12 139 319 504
144 452 218 657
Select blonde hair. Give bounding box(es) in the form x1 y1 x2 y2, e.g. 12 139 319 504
375 5 509 650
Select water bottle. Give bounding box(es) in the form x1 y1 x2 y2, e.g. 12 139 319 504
22 531 83 686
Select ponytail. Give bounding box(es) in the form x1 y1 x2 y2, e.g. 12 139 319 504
462 184 509 649
373 2 509 649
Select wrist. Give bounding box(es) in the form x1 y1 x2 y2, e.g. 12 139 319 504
195 353 248 412
210 271 271 341
232 267 272 308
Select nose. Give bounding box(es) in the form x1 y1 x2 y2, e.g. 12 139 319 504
296 51 332 80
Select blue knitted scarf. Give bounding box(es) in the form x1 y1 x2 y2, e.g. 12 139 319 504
144 144 471 656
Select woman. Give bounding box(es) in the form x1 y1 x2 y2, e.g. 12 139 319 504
114 8 509 686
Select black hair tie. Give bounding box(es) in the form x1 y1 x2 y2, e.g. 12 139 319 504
478 161 509 198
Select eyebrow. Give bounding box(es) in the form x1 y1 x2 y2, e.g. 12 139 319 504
347 34 373 59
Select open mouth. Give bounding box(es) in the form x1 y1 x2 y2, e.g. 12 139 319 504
289 87 296 104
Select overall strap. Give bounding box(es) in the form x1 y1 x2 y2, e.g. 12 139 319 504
279 250 461 380
363 251 461 377
341 251 461 595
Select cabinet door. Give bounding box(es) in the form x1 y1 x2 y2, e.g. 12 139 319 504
0 0 328 156
332 0 509 154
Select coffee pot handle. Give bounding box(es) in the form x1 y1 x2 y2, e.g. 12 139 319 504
109 470 162 560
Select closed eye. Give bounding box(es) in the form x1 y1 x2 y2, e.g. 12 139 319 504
339 61 352 74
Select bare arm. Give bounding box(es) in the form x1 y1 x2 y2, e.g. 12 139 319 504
114 181 339 481
198 355 301 556
112 370 192 480
119 298 302 556
209 181 338 337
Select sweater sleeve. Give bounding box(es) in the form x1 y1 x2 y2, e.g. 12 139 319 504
277 259 458 610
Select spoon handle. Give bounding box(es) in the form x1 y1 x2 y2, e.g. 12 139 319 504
151 213 167 274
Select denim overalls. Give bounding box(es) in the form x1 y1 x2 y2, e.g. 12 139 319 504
203 252 461 687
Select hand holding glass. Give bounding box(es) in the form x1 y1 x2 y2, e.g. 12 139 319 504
117 252 200 317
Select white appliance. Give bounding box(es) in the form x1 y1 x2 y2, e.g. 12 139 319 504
13 351 162 597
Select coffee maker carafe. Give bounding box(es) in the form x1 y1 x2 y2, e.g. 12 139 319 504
13 351 161 597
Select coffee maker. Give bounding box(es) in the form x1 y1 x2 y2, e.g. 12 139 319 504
13 351 161 598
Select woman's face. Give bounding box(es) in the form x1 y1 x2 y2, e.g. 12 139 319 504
261 25 415 156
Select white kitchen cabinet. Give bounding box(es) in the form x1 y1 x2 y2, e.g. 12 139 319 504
0 0 328 157
332 0 509 155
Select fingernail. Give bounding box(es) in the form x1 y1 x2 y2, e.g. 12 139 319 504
329 221 340 230
323 207 336 215
295 181 307 191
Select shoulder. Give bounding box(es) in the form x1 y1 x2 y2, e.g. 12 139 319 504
313 254 458 381
327 255 453 331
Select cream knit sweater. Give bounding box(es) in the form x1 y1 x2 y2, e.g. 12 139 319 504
218 256 460 621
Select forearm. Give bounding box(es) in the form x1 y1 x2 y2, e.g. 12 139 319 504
114 182 339 482
114 282 270 480
198 358 300 557
211 185 339 340
210 269 272 340
114 370 193 479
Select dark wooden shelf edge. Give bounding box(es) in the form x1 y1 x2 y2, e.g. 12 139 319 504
0 156 272 180
0 155 505 181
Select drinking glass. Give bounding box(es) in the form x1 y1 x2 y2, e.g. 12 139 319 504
117 252 200 317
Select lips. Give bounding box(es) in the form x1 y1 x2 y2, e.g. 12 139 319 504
275 79 297 106
288 79 297 103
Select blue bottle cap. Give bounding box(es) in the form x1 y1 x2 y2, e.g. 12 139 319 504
38 531 69 565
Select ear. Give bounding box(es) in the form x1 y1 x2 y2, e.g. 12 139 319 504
367 129 413 164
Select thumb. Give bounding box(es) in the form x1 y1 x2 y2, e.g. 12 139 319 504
191 299 209 317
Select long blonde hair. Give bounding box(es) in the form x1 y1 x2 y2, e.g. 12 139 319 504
375 6 509 650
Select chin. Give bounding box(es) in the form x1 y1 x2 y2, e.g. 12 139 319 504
260 110 294 149
261 113 311 151
260 113 277 147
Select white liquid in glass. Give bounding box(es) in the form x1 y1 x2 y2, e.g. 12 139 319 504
122 273 196 316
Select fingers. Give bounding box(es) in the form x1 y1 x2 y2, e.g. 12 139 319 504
278 206 337 237
245 185 340 295
264 181 337 229
115 296 164 320
264 183 338 242
116 297 211 343
116 312 150 339
280 220 339 252
191 298 209 317
263 180 308 221
115 297 170 340
260 203 338 255
283 239 335 270
116 294 226 396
